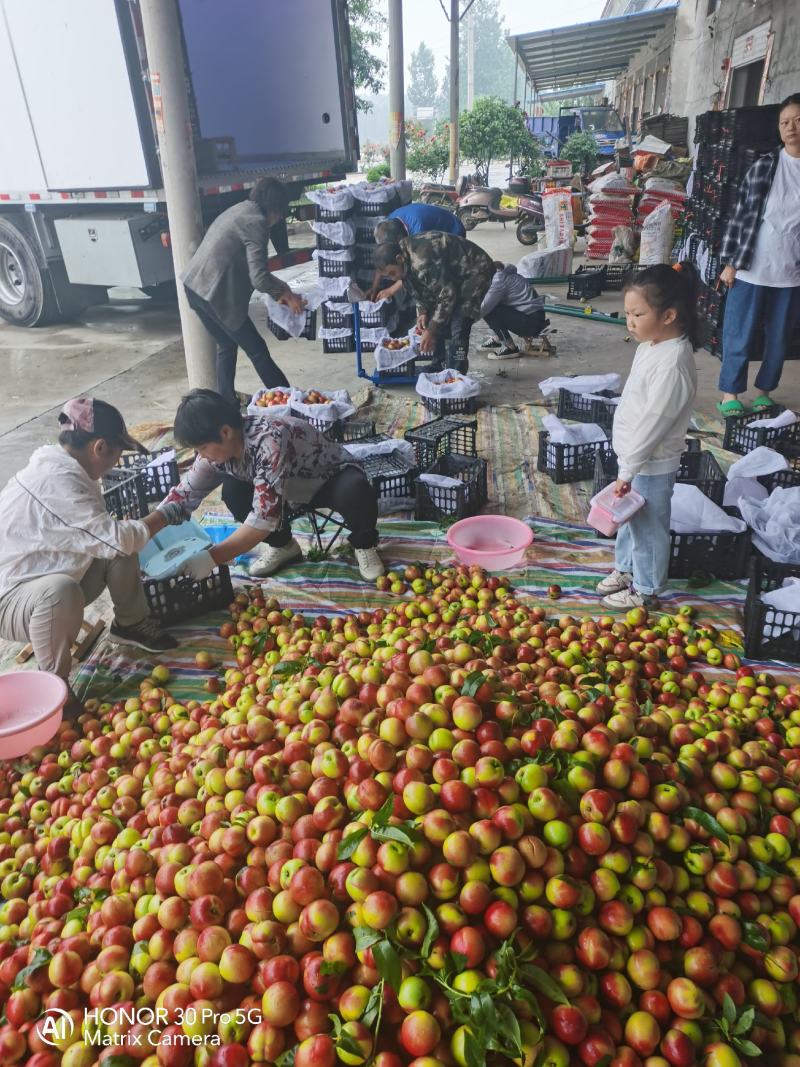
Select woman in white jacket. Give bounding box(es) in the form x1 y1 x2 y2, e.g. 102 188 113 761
0 399 183 716
597 264 700 610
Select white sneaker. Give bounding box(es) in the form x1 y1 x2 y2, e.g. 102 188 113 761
600 587 659 611
249 538 303 577
355 547 385 581
596 569 633 596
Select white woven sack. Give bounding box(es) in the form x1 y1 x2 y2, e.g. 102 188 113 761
416 369 480 400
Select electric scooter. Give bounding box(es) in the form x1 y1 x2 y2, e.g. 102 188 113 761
456 185 544 244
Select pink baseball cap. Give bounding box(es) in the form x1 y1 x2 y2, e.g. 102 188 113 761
58 397 145 453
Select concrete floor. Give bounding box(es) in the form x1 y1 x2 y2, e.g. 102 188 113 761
1 224 798 484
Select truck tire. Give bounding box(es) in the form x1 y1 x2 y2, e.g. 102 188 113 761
0 218 59 327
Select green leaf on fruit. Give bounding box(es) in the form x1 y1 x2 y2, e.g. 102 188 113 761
463 1029 485 1067
722 993 737 1025
11 947 52 991
337 826 369 860
272 659 307 676
372 939 402 991
64 905 90 924
362 981 384 1029
735 1040 762 1057
753 860 780 878
372 795 395 827
420 903 440 958
683 806 729 845
320 960 347 976
74 886 109 903
461 671 486 697
743 922 769 953
734 1006 755 1035
371 822 420 848
353 926 383 952
102 1058 137 1067
519 963 570 1006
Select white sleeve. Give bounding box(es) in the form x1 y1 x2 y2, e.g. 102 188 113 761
616 365 695 482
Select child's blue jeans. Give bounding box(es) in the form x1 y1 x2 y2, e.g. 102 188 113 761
614 471 677 596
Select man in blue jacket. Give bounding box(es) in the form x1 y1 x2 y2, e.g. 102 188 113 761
381 202 466 239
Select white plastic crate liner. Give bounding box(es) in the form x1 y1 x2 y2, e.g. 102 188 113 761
291 389 355 423
723 476 768 510
317 275 353 301
416 369 480 400
358 298 389 316
310 220 356 246
727 447 789 480
247 388 301 418
740 487 800 564
312 247 355 263
748 409 798 430
351 181 399 204
319 327 354 340
539 374 621 398
581 393 621 405
669 484 747 535
140 520 212 580
324 301 354 319
517 243 573 280
419 473 463 489
374 342 415 371
264 295 313 338
359 327 390 345
306 186 355 212
345 439 415 466
542 415 607 445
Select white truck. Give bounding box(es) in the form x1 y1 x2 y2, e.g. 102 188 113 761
0 0 359 326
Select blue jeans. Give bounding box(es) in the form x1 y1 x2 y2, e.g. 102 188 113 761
615 471 677 596
719 280 800 394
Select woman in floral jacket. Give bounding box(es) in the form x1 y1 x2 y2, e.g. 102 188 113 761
718 93 800 415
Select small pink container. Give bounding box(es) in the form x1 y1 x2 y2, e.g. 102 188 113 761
587 483 646 536
447 515 534 570
0 671 67 759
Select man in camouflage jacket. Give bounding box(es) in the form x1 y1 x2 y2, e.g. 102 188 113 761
374 233 494 369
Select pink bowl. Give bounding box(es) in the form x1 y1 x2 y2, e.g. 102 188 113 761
0 671 67 759
447 515 534 570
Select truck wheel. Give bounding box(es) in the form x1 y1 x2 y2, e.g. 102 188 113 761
516 219 543 246
0 218 58 326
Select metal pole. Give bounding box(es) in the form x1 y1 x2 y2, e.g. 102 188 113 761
139 0 216 390
388 0 406 179
448 0 459 184
466 7 474 110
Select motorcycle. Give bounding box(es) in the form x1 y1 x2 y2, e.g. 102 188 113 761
456 185 544 245
418 174 474 210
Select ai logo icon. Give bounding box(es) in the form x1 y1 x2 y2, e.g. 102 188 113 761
38 1008 75 1047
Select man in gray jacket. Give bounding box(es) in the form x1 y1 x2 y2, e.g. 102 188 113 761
183 178 306 405
479 261 546 359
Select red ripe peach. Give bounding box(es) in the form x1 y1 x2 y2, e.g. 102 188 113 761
261 981 301 1027
400 1011 441 1058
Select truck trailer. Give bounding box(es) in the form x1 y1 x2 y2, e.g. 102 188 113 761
0 0 359 326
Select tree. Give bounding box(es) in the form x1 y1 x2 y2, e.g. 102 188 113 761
405 120 450 182
408 43 439 114
540 95 598 117
459 97 533 185
438 0 516 116
347 0 386 113
562 131 598 175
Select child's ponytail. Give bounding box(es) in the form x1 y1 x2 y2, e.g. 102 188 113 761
625 262 703 350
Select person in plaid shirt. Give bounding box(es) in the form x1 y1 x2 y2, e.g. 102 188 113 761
718 94 800 415
160 391 384 581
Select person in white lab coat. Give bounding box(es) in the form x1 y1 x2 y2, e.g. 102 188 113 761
596 264 699 610
0 398 183 717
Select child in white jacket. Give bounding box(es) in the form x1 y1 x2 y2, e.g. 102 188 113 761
598 264 699 609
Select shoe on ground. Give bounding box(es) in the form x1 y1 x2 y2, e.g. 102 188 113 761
355 546 385 581
110 617 178 653
249 538 303 578
600 586 659 611
479 338 502 350
596 569 633 596
488 345 521 360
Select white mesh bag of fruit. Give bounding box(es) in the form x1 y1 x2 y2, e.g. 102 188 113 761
290 389 356 423
415 369 481 399
247 387 301 417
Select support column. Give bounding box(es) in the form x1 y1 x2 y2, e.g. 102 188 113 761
388 0 406 179
448 0 460 184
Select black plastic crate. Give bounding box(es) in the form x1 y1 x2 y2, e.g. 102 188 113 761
415 455 488 521
723 407 800 456
316 254 352 278
315 231 352 252
314 205 354 223
116 448 180 504
355 243 377 270
361 452 417 503
292 412 344 439
352 194 399 217
668 525 750 580
676 449 726 506
744 556 800 664
103 468 148 520
321 302 353 329
758 466 800 493
538 431 609 484
421 391 479 417
358 303 393 329
339 419 377 443
567 266 606 301
268 308 316 341
604 265 633 291
404 415 478 469
142 566 234 627
354 217 380 243
322 333 356 354
556 388 619 430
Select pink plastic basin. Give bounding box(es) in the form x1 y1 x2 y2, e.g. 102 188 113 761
0 671 67 759
447 515 533 570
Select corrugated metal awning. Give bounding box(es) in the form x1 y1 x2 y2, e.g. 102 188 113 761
507 5 677 91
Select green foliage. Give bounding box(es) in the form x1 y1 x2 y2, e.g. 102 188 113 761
366 163 391 182
540 95 598 117
347 0 386 113
459 97 534 185
408 42 439 112
562 131 599 175
438 0 517 116
406 120 451 182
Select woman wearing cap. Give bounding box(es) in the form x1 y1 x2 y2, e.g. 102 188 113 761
0 398 184 717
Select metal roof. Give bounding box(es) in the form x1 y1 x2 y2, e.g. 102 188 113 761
507 5 678 92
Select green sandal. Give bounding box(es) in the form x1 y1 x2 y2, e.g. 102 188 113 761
751 396 776 412
717 399 745 416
